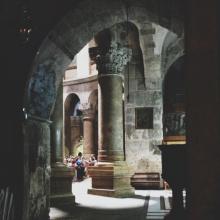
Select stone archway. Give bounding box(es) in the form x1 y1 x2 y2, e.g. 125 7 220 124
22 1 184 219
162 56 186 140
24 1 184 120
161 30 185 141
64 93 82 156
84 89 98 157
161 31 185 79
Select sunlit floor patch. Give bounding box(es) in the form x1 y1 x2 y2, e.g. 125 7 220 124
50 178 174 220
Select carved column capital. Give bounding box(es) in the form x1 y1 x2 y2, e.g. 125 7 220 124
90 43 132 75
79 103 96 120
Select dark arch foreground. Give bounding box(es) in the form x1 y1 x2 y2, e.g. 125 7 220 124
21 1 184 219
24 0 184 120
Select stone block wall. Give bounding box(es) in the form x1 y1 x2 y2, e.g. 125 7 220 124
124 78 163 174
124 25 165 175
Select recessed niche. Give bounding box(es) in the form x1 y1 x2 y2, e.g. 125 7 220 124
135 107 153 129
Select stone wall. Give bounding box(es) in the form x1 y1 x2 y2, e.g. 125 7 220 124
63 75 98 104
124 24 166 175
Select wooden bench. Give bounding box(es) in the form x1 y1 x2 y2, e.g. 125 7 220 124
131 172 161 189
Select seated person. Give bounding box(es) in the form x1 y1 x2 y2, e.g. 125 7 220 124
88 154 97 166
75 152 85 181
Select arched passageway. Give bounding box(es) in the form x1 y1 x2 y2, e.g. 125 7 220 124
163 56 185 140
64 93 82 156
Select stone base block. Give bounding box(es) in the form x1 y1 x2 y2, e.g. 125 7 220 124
87 161 135 197
88 187 135 198
51 163 75 194
50 163 75 206
50 193 75 207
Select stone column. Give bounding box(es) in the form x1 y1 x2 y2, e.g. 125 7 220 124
23 117 51 220
50 85 75 207
80 105 96 159
98 74 125 162
88 43 134 197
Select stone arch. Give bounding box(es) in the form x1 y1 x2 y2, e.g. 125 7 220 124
88 89 98 112
161 31 185 79
84 89 99 158
21 2 184 218
63 91 81 105
24 0 184 120
162 56 185 138
163 56 185 110
64 93 81 116
64 93 82 155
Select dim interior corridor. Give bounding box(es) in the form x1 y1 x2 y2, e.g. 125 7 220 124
50 178 174 220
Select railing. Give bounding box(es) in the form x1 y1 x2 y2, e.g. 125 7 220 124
0 187 14 220
163 112 185 136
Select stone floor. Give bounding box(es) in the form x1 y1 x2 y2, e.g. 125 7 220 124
50 178 173 220
146 190 172 220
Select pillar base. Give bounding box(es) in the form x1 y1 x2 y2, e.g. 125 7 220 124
50 163 75 206
87 161 135 197
50 194 75 207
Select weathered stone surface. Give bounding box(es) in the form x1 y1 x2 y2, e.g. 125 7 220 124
98 74 125 162
161 32 184 77
146 61 162 78
145 77 162 90
142 130 149 139
153 107 163 121
125 124 135 138
88 161 135 197
126 79 137 92
26 40 71 119
51 85 63 164
123 23 164 177
148 128 163 139
129 91 162 106
126 107 135 115
136 158 150 172
140 28 156 35
23 118 50 220
137 78 146 90
28 63 56 119
96 42 132 75
149 140 162 155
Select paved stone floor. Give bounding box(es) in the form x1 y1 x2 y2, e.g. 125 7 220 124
50 178 173 220
145 190 172 219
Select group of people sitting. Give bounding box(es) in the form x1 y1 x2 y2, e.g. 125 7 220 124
64 152 97 181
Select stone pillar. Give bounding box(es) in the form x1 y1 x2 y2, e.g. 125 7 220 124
23 117 51 220
81 105 96 159
98 74 125 162
88 42 134 197
50 85 75 207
